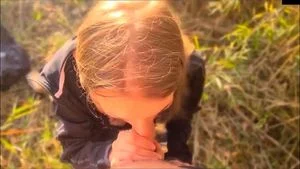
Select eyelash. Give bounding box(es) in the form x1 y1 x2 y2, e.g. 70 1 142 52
88 97 171 121
156 105 170 116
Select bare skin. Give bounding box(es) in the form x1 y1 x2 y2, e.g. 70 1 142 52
88 34 195 167
110 160 182 169
90 89 174 166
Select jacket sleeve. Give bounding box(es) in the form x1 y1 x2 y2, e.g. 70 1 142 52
50 63 120 169
37 41 118 168
165 51 205 164
54 98 117 169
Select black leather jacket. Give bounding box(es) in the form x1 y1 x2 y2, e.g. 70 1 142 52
34 37 205 169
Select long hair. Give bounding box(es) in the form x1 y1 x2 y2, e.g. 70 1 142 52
75 1 188 118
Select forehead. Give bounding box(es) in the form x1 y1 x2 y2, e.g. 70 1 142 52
89 88 174 122
91 85 171 98
90 88 173 105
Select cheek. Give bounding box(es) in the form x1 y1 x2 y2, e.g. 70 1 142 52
96 97 130 119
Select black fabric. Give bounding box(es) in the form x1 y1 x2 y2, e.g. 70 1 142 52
166 51 205 163
0 24 30 90
37 38 118 169
37 38 205 169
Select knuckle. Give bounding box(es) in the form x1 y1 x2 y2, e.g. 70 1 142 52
119 130 130 140
130 146 138 153
111 141 118 150
118 131 125 137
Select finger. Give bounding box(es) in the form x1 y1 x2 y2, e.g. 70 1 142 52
116 160 182 169
136 148 162 159
115 130 156 151
117 143 161 159
110 151 133 167
131 154 161 161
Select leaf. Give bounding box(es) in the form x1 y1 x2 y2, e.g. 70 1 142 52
33 10 43 21
73 0 84 5
215 77 223 89
193 35 201 50
6 104 37 123
218 59 236 69
42 118 52 141
0 138 17 154
220 73 233 83
202 93 209 102
253 13 264 20
1 98 39 130
0 123 12 130
0 128 43 136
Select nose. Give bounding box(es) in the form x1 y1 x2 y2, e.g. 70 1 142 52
131 118 155 139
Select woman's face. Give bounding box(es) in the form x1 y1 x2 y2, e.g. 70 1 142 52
90 88 174 138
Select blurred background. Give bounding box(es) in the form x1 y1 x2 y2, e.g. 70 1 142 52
0 0 299 169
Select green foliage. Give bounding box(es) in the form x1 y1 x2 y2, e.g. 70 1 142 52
1 97 38 130
0 1 80 167
0 0 299 169
0 96 71 169
178 0 299 168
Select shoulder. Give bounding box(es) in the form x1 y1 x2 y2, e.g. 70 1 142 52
36 37 77 97
186 50 205 77
30 37 101 120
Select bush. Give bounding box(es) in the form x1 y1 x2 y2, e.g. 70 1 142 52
170 1 299 168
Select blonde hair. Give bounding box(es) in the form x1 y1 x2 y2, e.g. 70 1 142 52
75 1 187 116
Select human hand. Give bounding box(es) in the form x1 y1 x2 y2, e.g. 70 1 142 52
110 159 181 169
168 159 192 166
109 129 163 167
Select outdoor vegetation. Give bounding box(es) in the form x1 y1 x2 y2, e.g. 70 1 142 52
0 0 299 169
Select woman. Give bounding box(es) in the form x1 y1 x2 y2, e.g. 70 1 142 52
30 1 205 168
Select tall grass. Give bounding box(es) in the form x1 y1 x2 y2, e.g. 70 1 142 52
170 1 299 168
0 1 85 168
1 1 299 169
